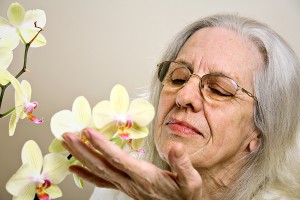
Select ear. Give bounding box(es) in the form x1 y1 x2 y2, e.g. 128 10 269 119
248 130 261 152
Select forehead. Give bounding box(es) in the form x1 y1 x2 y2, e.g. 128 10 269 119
176 27 263 85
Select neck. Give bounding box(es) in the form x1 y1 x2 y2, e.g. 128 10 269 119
196 155 247 200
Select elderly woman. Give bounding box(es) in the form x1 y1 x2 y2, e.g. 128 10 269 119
62 14 300 199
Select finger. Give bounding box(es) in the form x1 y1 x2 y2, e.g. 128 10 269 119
69 165 116 189
62 132 130 184
82 128 160 182
168 143 202 198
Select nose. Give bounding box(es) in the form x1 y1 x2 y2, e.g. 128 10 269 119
175 75 204 112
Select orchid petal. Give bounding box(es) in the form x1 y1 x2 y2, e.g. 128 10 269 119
98 121 118 140
11 184 35 200
42 153 69 184
19 27 46 47
128 99 155 126
127 123 149 139
50 110 76 140
0 16 11 28
72 96 91 129
73 174 84 188
7 3 25 26
9 111 19 136
48 139 67 153
130 138 145 151
21 140 43 172
21 80 31 102
111 137 126 149
6 164 35 196
45 184 62 199
22 9 46 29
110 84 129 114
92 100 114 128
0 30 19 50
0 47 13 69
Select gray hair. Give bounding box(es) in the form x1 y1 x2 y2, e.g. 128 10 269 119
142 14 300 199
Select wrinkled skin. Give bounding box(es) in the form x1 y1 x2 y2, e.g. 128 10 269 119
63 128 202 200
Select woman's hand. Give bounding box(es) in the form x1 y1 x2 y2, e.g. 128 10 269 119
62 128 202 200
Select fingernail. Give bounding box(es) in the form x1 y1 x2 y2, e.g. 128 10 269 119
82 129 90 138
62 133 69 142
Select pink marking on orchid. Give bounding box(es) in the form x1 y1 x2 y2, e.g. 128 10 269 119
126 119 133 128
27 114 44 124
24 101 38 114
36 179 51 200
119 132 130 140
137 149 145 154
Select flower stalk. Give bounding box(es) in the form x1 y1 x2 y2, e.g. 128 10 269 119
0 23 43 118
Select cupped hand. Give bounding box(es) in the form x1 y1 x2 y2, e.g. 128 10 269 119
62 128 202 200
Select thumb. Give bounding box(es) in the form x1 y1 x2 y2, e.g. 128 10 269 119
168 143 202 198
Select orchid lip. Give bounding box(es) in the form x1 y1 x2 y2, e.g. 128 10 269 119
165 118 203 137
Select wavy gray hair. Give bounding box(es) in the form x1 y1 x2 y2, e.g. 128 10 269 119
142 14 300 199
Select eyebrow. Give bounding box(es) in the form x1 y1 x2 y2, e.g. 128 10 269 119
174 59 238 82
174 59 194 72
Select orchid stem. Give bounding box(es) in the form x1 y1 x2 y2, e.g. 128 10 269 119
0 21 43 118
0 43 29 118
34 194 39 200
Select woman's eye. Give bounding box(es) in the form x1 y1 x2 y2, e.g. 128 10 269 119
171 79 186 85
208 86 233 97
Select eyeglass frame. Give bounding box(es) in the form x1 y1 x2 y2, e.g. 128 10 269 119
157 61 258 102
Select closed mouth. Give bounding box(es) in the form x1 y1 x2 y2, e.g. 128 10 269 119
165 118 203 137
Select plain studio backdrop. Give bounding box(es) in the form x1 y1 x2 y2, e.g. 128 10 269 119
0 0 299 199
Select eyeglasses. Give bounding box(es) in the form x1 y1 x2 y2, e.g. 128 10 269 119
157 61 257 102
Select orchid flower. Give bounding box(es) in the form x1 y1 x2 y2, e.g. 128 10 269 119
92 84 155 152
9 80 43 136
49 96 93 188
0 2 46 49
6 140 69 200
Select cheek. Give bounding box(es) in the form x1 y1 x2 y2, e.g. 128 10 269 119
154 89 176 160
155 89 176 132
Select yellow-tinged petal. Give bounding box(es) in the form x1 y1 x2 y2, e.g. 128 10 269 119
127 123 149 139
128 99 155 126
11 184 35 200
0 47 13 69
21 80 31 102
19 27 46 47
73 173 84 189
21 140 43 172
50 110 77 140
6 164 35 196
45 184 62 199
42 153 69 184
22 9 46 29
7 3 25 26
110 84 129 114
0 31 20 50
92 100 114 128
131 138 145 151
73 96 91 129
49 138 67 153
9 110 20 136
98 121 118 140
0 16 10 26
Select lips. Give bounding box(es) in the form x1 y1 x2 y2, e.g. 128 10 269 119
165 118 202 137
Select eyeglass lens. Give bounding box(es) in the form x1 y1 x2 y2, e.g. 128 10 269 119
160 61 240 101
